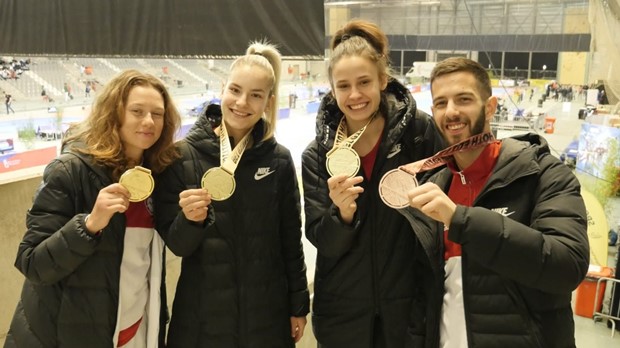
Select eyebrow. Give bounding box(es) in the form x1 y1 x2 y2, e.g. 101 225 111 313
128 103 165 111
229 83 268 94
434 91 476 100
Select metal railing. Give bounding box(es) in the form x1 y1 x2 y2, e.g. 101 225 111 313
593 276 620 338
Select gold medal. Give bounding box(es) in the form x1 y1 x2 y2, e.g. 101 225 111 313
119 166 154 202
379 168 418 209
326 112 377 178
201 167 236 201
326 147 361 178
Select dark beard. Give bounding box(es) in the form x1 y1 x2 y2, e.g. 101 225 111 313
440 106 487 143
471 106 486 136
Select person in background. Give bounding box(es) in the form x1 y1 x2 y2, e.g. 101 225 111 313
609 223 619 246
301 19 443 347
41 85 49 102
154 41 309 347
5 69 181 348
5 92 15 114
401 57 589 347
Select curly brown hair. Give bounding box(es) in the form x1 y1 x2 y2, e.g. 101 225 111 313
63 69 181 180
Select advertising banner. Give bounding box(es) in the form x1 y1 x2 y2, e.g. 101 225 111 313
0 147 57 174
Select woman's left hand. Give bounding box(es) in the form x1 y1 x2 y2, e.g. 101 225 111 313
290 316 307 343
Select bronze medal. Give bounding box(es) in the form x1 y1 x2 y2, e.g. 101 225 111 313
119 166 154 202
326 147 361 178
379 168 418 209
201 167 236 201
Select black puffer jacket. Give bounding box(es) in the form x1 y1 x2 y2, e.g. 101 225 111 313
154 104 310 348
4 146 168 348
302 80 443 347
401 133 589 348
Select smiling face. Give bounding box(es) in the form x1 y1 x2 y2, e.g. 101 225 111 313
331 55 387 127
431 71 497 145
221 64 273 141
119 85 165 162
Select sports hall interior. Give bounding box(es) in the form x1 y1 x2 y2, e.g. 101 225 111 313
1 0 619 346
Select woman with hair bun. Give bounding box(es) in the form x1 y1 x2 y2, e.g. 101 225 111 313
301 19 443 347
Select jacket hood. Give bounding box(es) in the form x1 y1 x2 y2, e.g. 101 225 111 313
60 140 113 182
496 132 551 167
185 103 276 159
315 79 417 151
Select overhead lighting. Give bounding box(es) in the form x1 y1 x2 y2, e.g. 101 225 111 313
324 1 375 6
324 0 439 6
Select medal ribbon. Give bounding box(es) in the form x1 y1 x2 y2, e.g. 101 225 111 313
219 121 252 175
327 111 377 157
399 132 496 176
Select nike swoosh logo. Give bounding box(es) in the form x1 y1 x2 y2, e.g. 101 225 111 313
254 170 275 180
504 211 515 217
387 148 401 158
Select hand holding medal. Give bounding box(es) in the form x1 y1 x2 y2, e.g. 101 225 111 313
328 174 365 224
179 188 212 222
379 132 496 209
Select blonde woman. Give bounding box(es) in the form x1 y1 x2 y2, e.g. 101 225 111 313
155 42 309 347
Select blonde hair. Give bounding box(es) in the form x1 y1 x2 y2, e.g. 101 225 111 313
228 40 282 141
63 69 181 180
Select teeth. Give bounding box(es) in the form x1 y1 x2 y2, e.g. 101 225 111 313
447 124 465 130
232 109 249 116
349 103 367 110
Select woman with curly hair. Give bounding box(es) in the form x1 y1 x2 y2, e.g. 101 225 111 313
5 69 181 348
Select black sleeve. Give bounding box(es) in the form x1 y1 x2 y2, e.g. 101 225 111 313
16 159 101 285
277 151 310 317
301 141 361 259
154 143 215 257
448 154 589 293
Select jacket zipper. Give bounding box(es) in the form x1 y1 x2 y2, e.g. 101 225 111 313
456 171 466 185
455 165 538 346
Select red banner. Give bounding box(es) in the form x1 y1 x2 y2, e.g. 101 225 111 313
0 147 57 174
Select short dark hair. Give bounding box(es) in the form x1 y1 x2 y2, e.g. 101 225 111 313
430 57 492 99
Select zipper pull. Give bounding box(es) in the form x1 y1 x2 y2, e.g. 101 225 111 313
457 171 466 185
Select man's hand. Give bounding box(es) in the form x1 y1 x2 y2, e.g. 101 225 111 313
407 182 457 228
